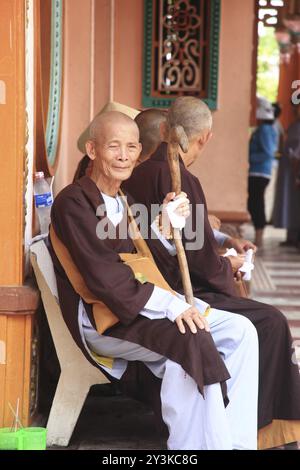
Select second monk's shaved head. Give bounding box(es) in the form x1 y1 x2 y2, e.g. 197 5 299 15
135 108 167 160
167 97 212 140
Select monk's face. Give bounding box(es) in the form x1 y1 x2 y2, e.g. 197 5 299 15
189 129 213 165
180 129 211 167
91 120 141 184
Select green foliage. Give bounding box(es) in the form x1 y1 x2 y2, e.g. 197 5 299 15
257 27 280 103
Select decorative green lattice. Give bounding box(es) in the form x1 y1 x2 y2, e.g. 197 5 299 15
142 0 221 110
45 0 63 167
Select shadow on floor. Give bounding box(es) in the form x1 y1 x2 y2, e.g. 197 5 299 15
42 384 166 450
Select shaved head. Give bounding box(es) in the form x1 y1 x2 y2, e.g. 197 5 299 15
167 97 212 140
85 111 142 195
89 111 139 142
135 108 167 160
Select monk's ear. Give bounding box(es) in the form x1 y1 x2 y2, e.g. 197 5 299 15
85 140 96 160
160 121 168 141
198 130 213 148
205 131 213 145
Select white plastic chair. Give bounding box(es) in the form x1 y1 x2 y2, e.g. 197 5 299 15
30 240 110 447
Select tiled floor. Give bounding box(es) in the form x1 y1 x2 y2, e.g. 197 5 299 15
47 225 300 450
242 224 300 369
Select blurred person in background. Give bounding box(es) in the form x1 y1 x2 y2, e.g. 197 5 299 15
272 102 285 157
248 97 277 248
272 103 300 247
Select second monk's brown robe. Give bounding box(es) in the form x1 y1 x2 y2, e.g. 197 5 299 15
123 143 300 433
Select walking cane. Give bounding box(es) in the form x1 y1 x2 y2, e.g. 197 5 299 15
167 126 194 305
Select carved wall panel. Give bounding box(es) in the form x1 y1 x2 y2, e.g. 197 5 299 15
143 0 220 109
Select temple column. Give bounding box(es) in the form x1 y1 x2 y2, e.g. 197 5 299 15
0 0 39 427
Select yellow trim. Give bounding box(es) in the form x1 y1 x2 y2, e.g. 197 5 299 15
91 351 114 369
203 306 211 317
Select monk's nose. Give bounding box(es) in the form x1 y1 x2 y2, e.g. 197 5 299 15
118 147 129 160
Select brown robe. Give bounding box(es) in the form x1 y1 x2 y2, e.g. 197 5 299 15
123 142 300 432
49 175 230 397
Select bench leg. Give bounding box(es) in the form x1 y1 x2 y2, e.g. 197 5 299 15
46 371 93 447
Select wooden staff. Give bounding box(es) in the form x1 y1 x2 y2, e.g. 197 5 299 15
167 126 194 305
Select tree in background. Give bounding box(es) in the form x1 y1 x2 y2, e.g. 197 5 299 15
257 27 280 102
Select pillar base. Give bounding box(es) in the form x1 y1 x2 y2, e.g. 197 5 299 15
0 285 39 427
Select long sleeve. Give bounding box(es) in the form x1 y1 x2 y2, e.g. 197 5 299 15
150 220 176 255
81 284 191 325
213 229 230 247
141 286 191 321
259 126 277 157
249 125 277 178
249 126 276 163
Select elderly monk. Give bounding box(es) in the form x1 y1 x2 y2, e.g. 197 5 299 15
133 109 254 255
123 97 300 448
49 111 259 450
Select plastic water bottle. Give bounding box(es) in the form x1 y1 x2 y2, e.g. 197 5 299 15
33 172 53 234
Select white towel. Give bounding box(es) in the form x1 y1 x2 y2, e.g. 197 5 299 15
224 248 254 281
165 196 187 230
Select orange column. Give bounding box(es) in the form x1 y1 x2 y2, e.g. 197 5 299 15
0 0 25 285
0 0 39 428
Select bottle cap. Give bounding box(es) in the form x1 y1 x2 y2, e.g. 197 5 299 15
35 171 44 180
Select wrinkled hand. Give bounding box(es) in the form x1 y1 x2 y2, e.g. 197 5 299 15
225 237 257 254
162 191 190 218
234 271 243 281
175 306 210 334
227 254 245 274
